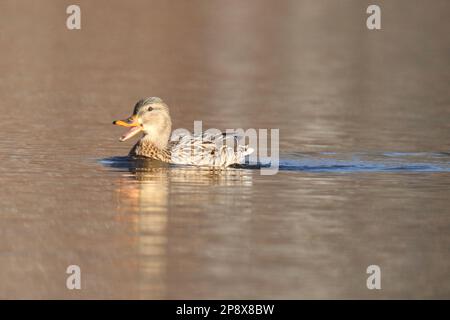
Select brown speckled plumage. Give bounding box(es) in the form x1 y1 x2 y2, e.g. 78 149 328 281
129 139 171 162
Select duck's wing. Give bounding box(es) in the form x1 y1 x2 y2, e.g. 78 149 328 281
169 132 253 166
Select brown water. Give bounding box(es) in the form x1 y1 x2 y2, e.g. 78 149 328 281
0 0 450 299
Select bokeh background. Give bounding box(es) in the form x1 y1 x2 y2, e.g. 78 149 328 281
0 0 449 299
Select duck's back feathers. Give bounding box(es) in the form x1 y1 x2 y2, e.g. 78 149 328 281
170 132 253 167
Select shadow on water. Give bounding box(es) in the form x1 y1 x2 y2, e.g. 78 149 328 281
100 151 450 173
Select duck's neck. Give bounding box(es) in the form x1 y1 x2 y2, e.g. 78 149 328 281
129 134 171 161
140 133 169 150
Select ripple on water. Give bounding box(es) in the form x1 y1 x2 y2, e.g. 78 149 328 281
100 152 450 173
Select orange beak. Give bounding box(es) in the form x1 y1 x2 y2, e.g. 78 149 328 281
112 115 142 142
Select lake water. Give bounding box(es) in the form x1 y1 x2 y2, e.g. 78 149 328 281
0 0 449 299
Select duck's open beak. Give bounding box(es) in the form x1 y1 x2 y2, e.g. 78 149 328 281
112 115 142 142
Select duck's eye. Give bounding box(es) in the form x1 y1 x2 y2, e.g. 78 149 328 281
147 106 153 112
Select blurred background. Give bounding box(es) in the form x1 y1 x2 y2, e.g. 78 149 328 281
0 0 449 299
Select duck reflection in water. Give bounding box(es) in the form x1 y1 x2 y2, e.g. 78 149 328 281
111 157 253 298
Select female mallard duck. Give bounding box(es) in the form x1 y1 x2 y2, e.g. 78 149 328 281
113 97 254 167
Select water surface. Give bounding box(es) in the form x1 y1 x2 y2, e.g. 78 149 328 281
0 0 450 299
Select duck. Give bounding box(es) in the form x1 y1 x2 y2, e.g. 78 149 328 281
113 97 254 167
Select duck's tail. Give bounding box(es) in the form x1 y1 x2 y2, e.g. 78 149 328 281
242 146 254 156
235 145 254 165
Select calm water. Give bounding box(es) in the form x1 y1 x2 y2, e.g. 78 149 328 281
0 0 450 299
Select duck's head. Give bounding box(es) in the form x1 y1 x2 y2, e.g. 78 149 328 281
113 97 172 148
